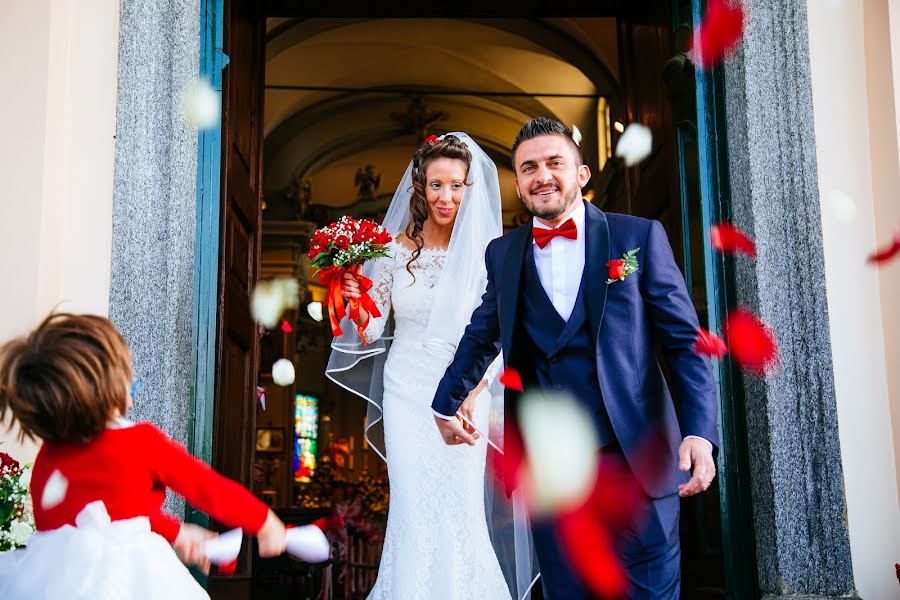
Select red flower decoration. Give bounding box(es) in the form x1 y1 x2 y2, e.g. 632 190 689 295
607 259 626 280
710 222 756 257
693 0 745 69
694 328 728 358
334 235 350 250
867 226 900 265
498 367 524 392
280 320 293 334
424 134 438 145
723 307 778 374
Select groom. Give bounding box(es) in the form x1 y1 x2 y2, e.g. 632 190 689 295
432 118 718 599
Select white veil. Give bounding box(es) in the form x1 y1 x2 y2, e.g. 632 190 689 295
325 133 539 599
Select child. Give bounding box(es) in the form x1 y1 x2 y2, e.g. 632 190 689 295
0 313 287 598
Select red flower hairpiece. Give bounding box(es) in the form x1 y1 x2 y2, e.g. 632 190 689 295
424 134 438 146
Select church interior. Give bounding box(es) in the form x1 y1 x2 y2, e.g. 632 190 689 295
245 11 725 599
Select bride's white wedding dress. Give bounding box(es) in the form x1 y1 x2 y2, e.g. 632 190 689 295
361 242 511 600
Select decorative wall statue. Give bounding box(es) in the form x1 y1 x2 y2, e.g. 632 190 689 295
284 174 313 220
354 165 382 202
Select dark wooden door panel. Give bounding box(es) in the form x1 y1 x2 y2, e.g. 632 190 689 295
209 0 264 596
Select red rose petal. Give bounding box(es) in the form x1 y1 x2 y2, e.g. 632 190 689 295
867 226 900 265
693 0 745 69
280 320 293 334
219 559 237 575
498 367 524 392
555 457 645 598
694 328 728 358
723 307 778 374
490 422 526 491
710 222 756 257
558 510 628 598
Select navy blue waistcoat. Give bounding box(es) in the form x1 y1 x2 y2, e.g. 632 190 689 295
518 246 615 446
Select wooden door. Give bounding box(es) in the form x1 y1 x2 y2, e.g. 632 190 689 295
209 0 265 597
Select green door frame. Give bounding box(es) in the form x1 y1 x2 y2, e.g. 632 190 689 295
688 0 759 597
188 0 227 521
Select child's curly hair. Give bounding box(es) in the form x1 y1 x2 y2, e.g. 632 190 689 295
0 313 132 443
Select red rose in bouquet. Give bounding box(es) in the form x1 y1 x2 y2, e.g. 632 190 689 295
308 216 393 340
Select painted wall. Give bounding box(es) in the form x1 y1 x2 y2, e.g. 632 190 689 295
806 0 900 597
0 0 120 464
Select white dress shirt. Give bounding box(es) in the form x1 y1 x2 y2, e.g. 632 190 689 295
531 202 586 322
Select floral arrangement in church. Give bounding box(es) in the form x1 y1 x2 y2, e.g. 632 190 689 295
308 216 392 340
0 452 35 552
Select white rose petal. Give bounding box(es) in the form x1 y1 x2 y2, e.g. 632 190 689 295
615 123 653 167
826 190 857 222
518 391 599 516
272 358 296 386
251 278 300 328
41 470 68 510
181 78 221 130
307 301 323 322
572 125 583 146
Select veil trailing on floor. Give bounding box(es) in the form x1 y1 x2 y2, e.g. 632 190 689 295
325 132 539 598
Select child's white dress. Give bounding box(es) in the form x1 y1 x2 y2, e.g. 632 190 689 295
0 500 208 600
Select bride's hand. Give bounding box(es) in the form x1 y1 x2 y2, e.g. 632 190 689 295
457 379 487 433
341 271 361 300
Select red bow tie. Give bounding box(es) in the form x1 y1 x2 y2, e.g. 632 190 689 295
533 218 578 249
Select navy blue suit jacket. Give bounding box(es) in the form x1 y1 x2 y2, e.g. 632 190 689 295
432 202 718 498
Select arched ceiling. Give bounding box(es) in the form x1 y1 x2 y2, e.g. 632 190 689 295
263 18 621 211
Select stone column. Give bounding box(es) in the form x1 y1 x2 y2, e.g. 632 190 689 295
109 0 201 517
722 0 857 597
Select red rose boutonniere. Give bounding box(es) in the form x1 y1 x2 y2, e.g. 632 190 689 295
607 247 640 284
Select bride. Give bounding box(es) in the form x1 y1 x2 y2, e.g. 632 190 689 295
326 133 534 599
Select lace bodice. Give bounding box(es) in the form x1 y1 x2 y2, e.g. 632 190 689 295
362 242 500 382
363 241 447 345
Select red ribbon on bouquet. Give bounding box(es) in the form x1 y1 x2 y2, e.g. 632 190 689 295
319 264 381 343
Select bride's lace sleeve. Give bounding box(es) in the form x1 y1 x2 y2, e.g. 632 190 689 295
361 252 394 344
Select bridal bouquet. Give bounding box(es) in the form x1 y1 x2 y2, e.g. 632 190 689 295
0 452 34 552
308 216 392 339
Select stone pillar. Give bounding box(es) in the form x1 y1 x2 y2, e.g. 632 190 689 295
109 0 201 517
722 0 857 597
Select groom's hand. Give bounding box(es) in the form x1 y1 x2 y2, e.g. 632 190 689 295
434 415 480 446
677 437 716 497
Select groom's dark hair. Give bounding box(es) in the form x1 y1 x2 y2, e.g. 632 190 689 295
511 118 583 170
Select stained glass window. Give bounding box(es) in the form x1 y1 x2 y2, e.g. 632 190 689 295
294 394 319 482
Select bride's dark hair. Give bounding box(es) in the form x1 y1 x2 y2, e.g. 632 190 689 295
406 135 473 279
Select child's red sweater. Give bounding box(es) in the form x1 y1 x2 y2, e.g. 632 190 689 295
30 422 268 543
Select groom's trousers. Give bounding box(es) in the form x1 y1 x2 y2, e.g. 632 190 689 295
531 481 681 599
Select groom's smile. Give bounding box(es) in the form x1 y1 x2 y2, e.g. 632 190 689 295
514 134 591 227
